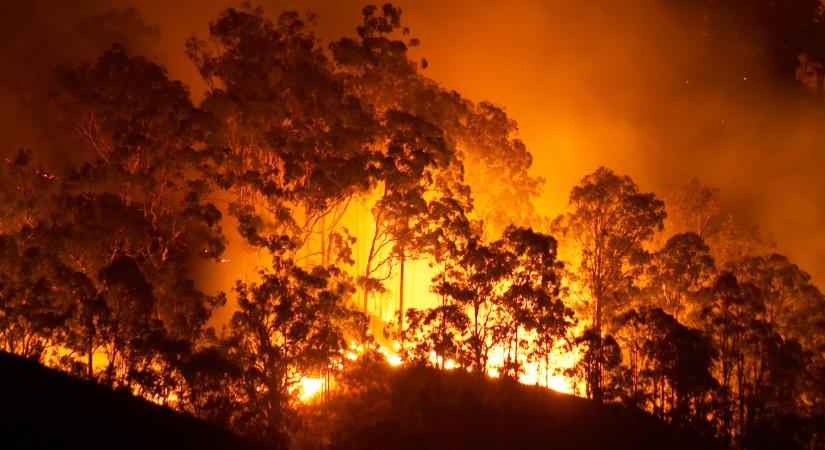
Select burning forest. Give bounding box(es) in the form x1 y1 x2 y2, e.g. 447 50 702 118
1 1 825 450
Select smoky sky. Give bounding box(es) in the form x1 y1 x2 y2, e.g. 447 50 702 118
3 0 825 284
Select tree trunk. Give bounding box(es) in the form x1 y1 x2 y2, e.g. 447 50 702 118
87 334 94 380
514 327 520 376
320 215 326 266
399 252 405 349
593 292 604 404
738 357 745 442
363 225 379 313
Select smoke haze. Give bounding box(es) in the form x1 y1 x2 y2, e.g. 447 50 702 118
3 0 825 283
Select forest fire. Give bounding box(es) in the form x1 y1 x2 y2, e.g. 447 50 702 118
2 1 825 450
297 377 324 401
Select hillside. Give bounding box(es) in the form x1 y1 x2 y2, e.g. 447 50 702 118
0 351 263 450
295 358 710 450
1 350 709 450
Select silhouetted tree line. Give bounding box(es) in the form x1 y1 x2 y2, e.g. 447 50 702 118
0 3 823 450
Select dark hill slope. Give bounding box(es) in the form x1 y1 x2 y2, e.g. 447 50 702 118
0 351 711 450
0 351 262 450
312 363 711 450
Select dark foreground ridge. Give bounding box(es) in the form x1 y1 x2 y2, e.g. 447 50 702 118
0 351 264 450
0 350 707 450
298 360 709 450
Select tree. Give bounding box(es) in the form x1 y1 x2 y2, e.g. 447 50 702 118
401 305 469 370
731 254 825 352
187 5 379 260
613 307 717 426
0 45 229 403
664 178 773 269
0 151 67 362
0 149 56 232
95 254 158 385
565 328 623 402
699 272 767 446
644 232 716 323
358 110 467 315
459 102 542 237
0 231 73 361
56 45 227 338
495 227 568 379
176 346 245 428
728 254 825 446
431 226 570 378
665 178 720 239
331 4 541 239
561 167 665 401
224 258 366 447
433 234 503 374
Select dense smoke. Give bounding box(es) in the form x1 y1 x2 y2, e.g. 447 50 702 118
2 0 825 284
0 0 161 163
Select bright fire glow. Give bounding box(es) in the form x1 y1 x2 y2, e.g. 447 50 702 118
298 377 325 401
294 336 578 403
378 347 403 366
385 353 402 366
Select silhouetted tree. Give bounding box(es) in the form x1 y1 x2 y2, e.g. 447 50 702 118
432 232 502 374
663 178 773 269
187 5 378 259
566 328 623 402
613 307 717 426
431 226 570 377
0 231 73 360
699 272 764 446
224 257 366 447
0 151 66 361
401 304 469 369
665 178 720 239
731 254 825 352
644 232 716 323
560 167 665 401
358 111 468 315
55 45 226 341
331 4 541 238
495 227 568 378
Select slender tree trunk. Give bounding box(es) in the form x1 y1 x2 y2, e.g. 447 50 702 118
514 327 520 376
473 304 483 375
398 252 405 349
593 291 604 404
320 215 326 266
363 248 372 313
660 380 665 418
87 334 94 380
738 356 745 442
545 354 550 388
363 225 379 312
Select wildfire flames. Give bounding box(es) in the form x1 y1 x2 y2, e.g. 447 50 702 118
3 2 825 449
297 340 577 402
